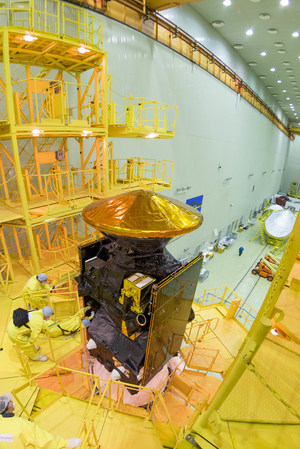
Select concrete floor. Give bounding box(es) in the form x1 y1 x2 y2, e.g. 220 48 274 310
196 222 282 313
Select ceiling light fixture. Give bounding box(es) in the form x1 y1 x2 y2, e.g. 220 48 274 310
248 62 257 66
268 29 278 34
261 51 267 56
283 62 291 66
280 0 289 5
223 0 231 5
23 34 38 43
145 133 159 139
278 49 287 54
277 80 282 83
266 86 273 89
270 67 276 71
283 89 287 92
274 42 283 47
287 97 291 99
259 13 270 20
212 21 225 28
292 31 300 37
233 44 244 49
81 130 92 137
246 29 254 35
78 46 90 54
259 75 266 79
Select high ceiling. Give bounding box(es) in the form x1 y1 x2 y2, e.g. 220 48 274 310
189 0 300 127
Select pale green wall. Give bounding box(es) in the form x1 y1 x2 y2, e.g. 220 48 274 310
91 13 290 259
281 135 300 193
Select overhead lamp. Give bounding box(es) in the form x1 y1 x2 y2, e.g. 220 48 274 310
283 89 287 92
145 133 159 139
287 97 291 99
270 67 276 71
292 31 300 37
78 46 90 54
23 34 37 43
44 218 59 222
268 29 278 34
32 129 41 137
212 21 224 28
223 0 231 5
259 13 271 20
277 80 282 83
81 130 92 137
246 29 253 36
270 328 279 336
261 51 267 56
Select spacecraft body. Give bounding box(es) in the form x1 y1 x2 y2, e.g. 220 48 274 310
76 190 203 388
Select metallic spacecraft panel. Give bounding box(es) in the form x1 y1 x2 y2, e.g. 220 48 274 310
264 210 296 238
143 255 203 385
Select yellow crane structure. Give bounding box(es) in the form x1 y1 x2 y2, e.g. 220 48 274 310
0 0 177 290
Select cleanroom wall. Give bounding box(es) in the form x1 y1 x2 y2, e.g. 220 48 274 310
67 8 290 259
281 136 300 193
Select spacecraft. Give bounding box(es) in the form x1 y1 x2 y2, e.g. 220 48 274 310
76 190 203 390
264 209 296 239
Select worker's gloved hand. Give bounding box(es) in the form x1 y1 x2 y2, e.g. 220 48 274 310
66 437 81 448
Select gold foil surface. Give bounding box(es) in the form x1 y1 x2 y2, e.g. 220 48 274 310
82 190 203 238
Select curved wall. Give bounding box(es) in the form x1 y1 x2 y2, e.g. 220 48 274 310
77 10 291 258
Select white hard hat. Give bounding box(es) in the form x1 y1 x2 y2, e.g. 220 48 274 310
37 273 48 282
42 306 54 317
0 392 13 414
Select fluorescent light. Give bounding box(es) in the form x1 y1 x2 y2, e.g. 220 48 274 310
277 80 282 83
280 0 289 5
145 133 159 139
246 29 253 35
292 31 300 37
78 46 90 54
283 90 287 92
223 0 231 5
23 34 38 43
81 130 92 137
287 97 290 100
270 67 276 71
261 51 267 56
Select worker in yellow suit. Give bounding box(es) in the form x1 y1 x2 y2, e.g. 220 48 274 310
46 307 92 338
0 392 81 448
23 273 52 309
7 307 53 361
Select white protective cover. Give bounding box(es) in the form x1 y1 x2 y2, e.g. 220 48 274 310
264 210 296 238
93 356 184 407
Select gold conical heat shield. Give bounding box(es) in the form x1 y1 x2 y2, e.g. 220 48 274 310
82 190 203 239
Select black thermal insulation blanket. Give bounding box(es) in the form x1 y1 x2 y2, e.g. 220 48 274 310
87 308 148 370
